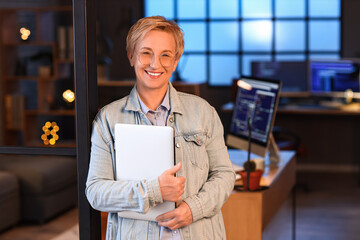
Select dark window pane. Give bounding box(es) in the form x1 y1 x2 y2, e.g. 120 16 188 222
175 55 206 83
242 20 272 51
309 20 340 51
275 21 305 51
145 0 174 19
179 22 206 52
210 0 238 18
242 0 272 18
210 22 239 51
178 0 205 19
275 54 306 61
242 54 271 76
309 54 340 60
309 0 340 17
275 0 305 17
210 55 239 86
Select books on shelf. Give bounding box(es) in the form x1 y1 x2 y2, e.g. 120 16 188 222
57 26 66 60
68 26 74 59
5 94 24 130
57 26 74 60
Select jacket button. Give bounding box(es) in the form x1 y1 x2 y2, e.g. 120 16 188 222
169 117 174 123
176 143 181 148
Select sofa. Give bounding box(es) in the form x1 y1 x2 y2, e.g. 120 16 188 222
0 155 77 223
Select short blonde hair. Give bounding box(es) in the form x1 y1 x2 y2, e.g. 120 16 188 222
126 16 184 60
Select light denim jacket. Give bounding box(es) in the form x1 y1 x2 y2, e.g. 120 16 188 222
86 83 236 240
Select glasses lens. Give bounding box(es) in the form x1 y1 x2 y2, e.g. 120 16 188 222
160 55 174 67
139 52 152 65
138 52 175 67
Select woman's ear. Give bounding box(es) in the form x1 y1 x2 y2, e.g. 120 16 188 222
128 52 134 67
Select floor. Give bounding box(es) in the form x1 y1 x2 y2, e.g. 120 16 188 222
295 171 360 240
0 175 359 240
295 188 360 240
0 207 78 240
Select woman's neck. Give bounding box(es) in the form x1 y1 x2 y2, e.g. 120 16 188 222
137 86 168 111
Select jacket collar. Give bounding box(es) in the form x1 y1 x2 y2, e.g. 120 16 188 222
124 82 184 115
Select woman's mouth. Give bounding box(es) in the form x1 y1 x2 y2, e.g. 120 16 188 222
145 70 163 78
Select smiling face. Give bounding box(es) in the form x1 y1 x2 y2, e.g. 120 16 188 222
129 30 179 96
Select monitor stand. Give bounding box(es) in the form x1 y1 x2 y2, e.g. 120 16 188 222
268 133 280 165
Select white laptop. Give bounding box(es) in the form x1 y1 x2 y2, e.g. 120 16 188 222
114 123 175 221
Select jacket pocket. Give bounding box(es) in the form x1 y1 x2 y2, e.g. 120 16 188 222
183 132 207 169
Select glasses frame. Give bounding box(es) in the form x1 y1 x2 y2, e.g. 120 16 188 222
137 50 176 68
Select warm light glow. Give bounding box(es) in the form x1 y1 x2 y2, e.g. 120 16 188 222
41 121 59 145
45 121 51 128
62 90 75 103
49 139 56 145
20 27 31 41
237 80 252 90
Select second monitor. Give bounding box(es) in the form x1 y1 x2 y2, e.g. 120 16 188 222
310 59 360 98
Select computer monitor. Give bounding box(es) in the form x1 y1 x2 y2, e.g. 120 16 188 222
251 61 308 97
310 59 360 98
226 76 282 160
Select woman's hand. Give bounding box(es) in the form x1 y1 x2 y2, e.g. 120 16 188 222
158 162 186 202
156 201 193 230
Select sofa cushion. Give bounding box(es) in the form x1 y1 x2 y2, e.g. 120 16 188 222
0 171 20 230
0 155 77 195
0 171 19 202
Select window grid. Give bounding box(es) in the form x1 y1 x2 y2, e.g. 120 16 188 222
145 0 342 86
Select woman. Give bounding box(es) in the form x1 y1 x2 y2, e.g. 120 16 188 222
86 16 235 240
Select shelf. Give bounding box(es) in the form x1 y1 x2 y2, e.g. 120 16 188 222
4 127 22 132
0 6 72 13
5 76 57 81
55 59 74 64
98 80 135 87
25 109 75 116
25 140 76 148
2 42 55 47
1 6 74 147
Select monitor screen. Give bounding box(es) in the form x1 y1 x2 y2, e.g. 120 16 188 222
251 61 308 95
310 60 360 95
227 77 281 157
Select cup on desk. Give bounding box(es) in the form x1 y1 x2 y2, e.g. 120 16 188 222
253 158 265 171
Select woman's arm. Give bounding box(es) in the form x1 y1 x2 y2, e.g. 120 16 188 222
85 118 162 213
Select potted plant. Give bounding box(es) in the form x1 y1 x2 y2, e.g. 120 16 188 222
238 160 263 191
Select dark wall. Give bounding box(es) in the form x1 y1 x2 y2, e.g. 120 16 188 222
342 0 360 58
97 0 142 80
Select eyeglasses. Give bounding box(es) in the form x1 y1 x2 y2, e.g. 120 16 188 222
137 51 176 67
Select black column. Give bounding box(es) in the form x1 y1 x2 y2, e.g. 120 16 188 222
73 0 100 239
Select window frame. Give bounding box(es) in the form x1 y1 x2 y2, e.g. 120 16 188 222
144 0 343 86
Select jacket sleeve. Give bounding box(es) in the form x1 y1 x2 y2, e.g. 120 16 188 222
85 114 163 213
183 107 236 222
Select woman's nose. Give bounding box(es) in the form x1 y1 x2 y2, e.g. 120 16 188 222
149 54 162 68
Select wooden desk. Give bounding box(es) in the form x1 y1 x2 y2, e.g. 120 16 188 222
221 104 360 186
222 150 296 240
